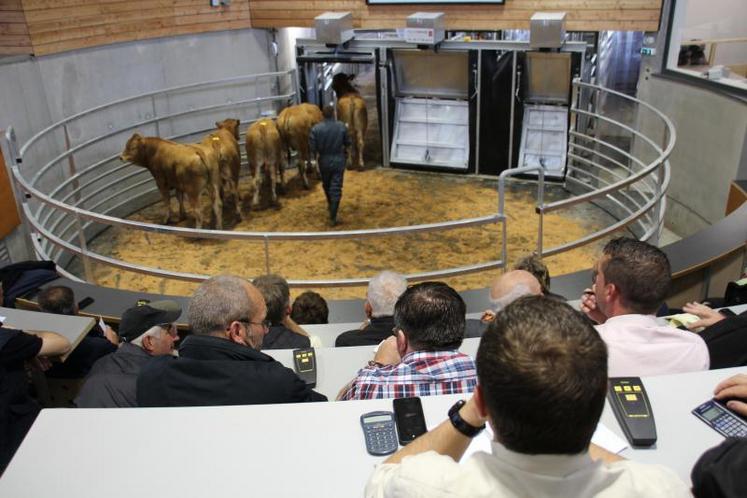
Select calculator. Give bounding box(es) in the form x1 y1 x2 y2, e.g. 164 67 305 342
360 411 398 456
692 399 747 438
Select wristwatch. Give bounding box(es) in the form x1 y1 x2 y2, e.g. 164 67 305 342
448 400 485 438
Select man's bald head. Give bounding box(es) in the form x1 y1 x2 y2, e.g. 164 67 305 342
489 270 543 312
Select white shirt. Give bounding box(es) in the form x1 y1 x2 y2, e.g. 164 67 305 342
596 314 709 377
365 442 690 498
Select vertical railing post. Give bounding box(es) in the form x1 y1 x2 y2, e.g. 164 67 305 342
74 211 94 282
62 124 82 207
151 95 160 137
292 68 301 105
536 167 545 257
498 175 508 273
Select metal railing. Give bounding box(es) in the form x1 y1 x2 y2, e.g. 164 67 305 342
3 74 675 288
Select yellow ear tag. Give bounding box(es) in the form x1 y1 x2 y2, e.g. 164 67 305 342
211 136 220 141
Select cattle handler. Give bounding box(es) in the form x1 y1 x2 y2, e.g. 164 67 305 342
309 104 351 226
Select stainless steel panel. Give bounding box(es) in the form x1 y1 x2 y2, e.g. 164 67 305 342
392 50 468 98
530 12 566 49
526 52 571 104
314 12 354 45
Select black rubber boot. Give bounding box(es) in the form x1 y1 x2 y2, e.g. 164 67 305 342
329 200 340 226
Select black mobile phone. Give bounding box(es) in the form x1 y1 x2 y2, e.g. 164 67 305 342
393 396 427 445
77 296 95 310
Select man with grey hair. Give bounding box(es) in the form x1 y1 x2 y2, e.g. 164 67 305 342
253 274 311 350
75 300 181 408
335 271 407 347
137 275 326 406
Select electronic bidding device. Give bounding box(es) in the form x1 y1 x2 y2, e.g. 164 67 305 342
292 347 317 388
77 296 95 310
393 396 428 445
360 411 398 456
692 399 747 438
607 377 657 447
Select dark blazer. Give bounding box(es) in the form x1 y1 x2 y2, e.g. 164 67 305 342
701 310 747 368
75 343 152 408
262 324 311 350
335 316 395 347
137 335 327 407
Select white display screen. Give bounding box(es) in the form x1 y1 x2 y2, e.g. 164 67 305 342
364 415 392 424
368 0 503 3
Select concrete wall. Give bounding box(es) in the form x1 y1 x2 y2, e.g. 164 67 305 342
0 29 276 263
636 76 747 236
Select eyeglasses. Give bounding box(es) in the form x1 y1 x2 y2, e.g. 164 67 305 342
238 319 271 331
158 323 178 336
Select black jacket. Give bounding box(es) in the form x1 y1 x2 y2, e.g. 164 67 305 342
701 310 747 368
262 324 311 350
335 316 395 347
136 335 327 407
75 343 152 408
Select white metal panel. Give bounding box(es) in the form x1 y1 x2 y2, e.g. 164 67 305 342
390 97 469 169
517 104 568 178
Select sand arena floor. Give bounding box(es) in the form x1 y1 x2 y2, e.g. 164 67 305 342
85 167 621 301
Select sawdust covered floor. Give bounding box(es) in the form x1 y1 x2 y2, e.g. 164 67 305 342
86 167 624 301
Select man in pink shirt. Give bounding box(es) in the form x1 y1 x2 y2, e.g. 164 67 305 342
580 237 709 377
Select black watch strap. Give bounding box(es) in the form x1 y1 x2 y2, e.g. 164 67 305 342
448 400 485 438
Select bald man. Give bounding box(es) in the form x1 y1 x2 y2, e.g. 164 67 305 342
481 270 543 323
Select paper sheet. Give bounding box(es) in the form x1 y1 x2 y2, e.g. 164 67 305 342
460 422 627 462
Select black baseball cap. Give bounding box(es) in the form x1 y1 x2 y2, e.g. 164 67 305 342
118 300 182 342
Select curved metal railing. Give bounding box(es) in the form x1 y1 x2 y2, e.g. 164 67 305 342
3 73 675 288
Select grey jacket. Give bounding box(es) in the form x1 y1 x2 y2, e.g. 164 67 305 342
75 343 152 408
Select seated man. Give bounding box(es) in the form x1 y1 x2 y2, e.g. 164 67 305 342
37 285 117 378
253 274 310 350
513 252 566 301
682 301 747 368
338 281 476 400
0 285 71 471
137 275 326 406
75 300 180 408
291 291 329 325
580 237 709 377
336 271 407 347
365 296 689 498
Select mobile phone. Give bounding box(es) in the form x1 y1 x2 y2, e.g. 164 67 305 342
77 296 95 310
393 396 427 445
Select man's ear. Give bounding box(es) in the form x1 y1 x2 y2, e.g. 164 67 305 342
396 330 408 356
141 334 155 353
226 321 243 344
364 301 373 319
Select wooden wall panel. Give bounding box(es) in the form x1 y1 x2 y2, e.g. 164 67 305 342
0 138 22 239
0 0 32 55
249 0 663 32
20 0 253 56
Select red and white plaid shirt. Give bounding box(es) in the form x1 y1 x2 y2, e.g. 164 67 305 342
339 350 477 400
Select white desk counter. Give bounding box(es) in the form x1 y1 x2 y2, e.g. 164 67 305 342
265 338 481 400
2 367 744 497
0 306 95 362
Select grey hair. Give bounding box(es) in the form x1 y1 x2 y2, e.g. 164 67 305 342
491 283 534 312
129 325 165 348
188 275 252 335
367 271 407 317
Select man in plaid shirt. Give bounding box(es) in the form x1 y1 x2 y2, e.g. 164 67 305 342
337 282 477 400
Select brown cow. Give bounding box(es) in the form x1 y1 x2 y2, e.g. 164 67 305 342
120 133 223 230
245 118 282 208
331 73 368 170
200 118 242 221
277 103 323 189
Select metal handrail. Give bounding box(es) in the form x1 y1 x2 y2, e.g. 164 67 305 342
18 70 295 158
6 74 674 289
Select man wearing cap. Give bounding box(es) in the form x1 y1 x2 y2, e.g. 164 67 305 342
74 300 181 408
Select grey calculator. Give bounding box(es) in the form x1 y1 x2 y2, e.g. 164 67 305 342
692 399 747 438
361 411 398 456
